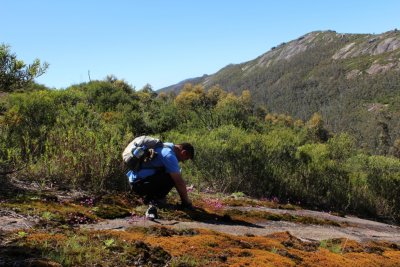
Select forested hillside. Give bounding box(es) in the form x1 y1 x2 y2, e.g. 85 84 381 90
160 30 400 154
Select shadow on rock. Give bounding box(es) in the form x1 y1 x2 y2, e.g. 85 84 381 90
174 206 264 229
0 175 31 199
0 245 61 267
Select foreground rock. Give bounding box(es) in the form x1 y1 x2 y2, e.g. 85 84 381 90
82 206 400 244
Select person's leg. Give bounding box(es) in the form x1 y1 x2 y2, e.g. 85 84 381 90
130 172 175 202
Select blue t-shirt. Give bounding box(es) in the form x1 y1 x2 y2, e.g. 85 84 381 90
126 142 180 183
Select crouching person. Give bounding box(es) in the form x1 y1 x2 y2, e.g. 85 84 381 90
123 136 194 219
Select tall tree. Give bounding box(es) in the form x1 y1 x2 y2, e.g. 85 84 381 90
0 44 49 92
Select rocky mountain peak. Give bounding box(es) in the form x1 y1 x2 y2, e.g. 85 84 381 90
254 31 327 68
160 29 400 93
333 30 400 59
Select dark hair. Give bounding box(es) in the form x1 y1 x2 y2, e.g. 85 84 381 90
178 143 195 160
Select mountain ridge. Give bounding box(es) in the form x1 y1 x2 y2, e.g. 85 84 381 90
160 29 400 92
159 29 400 152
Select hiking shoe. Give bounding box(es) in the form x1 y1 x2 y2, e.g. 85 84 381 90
145 205 158 220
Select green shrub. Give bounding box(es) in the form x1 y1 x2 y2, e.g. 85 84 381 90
2 91 59 160
166 125 304 198
365 155 400 220
294 143 351 209
29 104 129 191
1 80 400 223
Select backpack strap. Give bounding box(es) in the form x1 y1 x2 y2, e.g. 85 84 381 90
137 143 172 171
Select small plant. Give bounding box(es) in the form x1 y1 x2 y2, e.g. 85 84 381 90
79 197 94 207
231 192 246 198
170 255 205 267
319 239 343 254
17 231 28 238
103 238 115 248
41 211 54 220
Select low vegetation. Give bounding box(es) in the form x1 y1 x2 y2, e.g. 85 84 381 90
1 224 400 266
1 68 400 223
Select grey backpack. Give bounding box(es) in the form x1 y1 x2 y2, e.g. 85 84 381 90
122 136 163 171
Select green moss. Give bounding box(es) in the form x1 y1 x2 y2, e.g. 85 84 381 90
93 204 131 219
4 230 171 266
131 226 199 237
319 239 344 254
170 255 209 267
224 209 342 226
125 241 171 266
87 193 144 220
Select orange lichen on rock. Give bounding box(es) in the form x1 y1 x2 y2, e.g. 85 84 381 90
26 232 67 243
3 225 400 267
227 249 296 267
102 227 400 266
300 248 353 267
116 227 296 266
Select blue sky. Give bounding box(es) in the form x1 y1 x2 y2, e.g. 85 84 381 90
2 1 399 90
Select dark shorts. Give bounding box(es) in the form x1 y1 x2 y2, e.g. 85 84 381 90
130 172 175 201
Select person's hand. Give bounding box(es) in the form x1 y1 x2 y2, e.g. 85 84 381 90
179 201 194 210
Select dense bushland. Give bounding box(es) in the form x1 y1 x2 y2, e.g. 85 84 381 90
1 79 399 223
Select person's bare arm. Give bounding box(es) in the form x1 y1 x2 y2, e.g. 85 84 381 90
170 172 192 206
